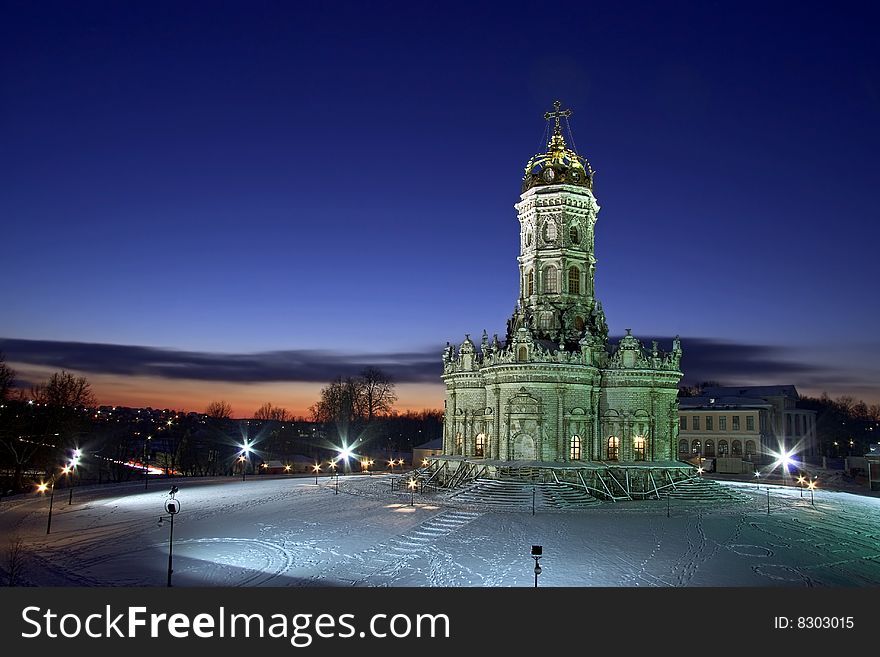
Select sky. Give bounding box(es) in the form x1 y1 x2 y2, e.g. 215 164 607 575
1 1 879 416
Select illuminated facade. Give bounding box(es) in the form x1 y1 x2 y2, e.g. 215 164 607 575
432 102 688 498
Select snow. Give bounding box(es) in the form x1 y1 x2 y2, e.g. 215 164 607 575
2 475 879 587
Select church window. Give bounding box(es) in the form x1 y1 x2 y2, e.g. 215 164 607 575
706 416 713 431
540 313 553 330
607 436 619 461
543 266 558 293
678 439 688 453
747 416 755 432
718 440 729 456
732 440 742 456
542 221 557 243
691 439 701 455
517 346 527 362
568 267 580 294
719 416 727 431
633 436 645 461
704 440 715 457
680 416 687 431
575 315 585 331
569 226 580 244
732 416 740 431
475 433 486 458
525 231 533 247
692 416 700 431
455 434 463 453
527 270 534 296
570 435 581 461
745 440 756 457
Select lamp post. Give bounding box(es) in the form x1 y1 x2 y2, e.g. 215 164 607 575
408 477 417 506
808 478 816 506
157 486 180 587
369 459 374 476
767 488 770 515
144 436 152 490
238 455 247 481
531 545 543 588
313 463 321 485
37 478 56 534
754 470 760 489
797 475 805 498
532 485 536 516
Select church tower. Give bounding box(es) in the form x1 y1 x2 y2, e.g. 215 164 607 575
509 101 606 348
436 101 688 500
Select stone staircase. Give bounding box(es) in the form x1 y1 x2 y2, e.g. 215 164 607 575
448 478 600 511
660 476 747 503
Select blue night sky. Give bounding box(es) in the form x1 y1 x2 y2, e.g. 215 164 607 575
2 1 878 414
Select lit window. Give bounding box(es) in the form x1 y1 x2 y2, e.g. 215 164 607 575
705 439 715 457
607 436 619 461
543 221 557 242
678 439 688 453
527 270 534 296
732 440 742 456
475 433 486 458
570 435 581 461
691 439 701 455
745 440 756 456
718 440 729 455
633 436 645 461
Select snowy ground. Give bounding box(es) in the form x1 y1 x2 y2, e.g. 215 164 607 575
2 474 879 587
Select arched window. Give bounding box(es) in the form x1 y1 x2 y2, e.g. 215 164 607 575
718 440 729 456
745 440 756 457
455 434 463 454
569 225 580 244
732 440 742 456
527 270 534 296
517 346 527 362
475 433 486 458
575 316 585 331
705 440 715 457
678 439 688 454
570 435 581 461
633 436 646 461
607 436 619 461
568 267 580 295
543 265 558 293
691 439 702 455
543 221 557 243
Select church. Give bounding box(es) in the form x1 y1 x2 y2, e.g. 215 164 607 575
429 102 693 500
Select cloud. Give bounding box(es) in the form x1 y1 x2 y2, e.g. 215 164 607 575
0 335 855 389
0 338 442 384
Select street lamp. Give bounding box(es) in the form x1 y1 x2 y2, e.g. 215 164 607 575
37 477 57 534
284 464 291 473
797 475 806 498
144 435 152 490
238 454 247 481
531 545 543 588
313 463 321 485
754 470 760 489
408 477 417 506
157 486 181 587
808 478 817 506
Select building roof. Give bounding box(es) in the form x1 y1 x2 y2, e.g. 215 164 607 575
701 385 799 399
679 396 772 410
414 438 443 450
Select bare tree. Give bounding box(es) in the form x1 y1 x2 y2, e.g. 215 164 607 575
38 371 97 408
360 367 397 422
254 402 290 422
205 400 233 419
0 352 14 401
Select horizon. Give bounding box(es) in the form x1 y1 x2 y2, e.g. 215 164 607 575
2 2 878 414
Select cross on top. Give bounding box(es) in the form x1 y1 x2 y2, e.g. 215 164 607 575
544 100 572 135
